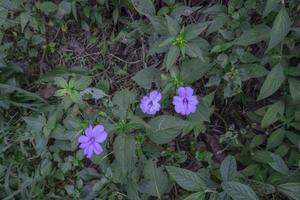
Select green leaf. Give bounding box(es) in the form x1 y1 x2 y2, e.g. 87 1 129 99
285 131 300 146
250 135 266 149
257 64 285 100
261 101 284 128
147 115 188 144
55 89 67 97
55 77 68 88
131 0 156 16
166 45 180 70
222 181 258 200
113 134 136 175
73 76 92 90
289 78 300 103
112 89 136 118
220 155 237 181
180 58 212 84
185 22 210 41
267 7 291 51
183 192 206 200
36 1 58 15
149 16 168 35
166 166 207 192
239 64 269 79
166 16 180 36
141 160 168 197
132 67 161 89
69 90 82 103
268 153 289 175
185 43 204 61
80 87 106 100
251 150 272 163
234 25 271 46
23 116 46 133
278 183 300 200
0 7 8 27
263 0 281 17
58 1 72 16
266 128 285 150
20 12 30 32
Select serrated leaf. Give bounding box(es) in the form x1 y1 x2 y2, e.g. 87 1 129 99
261 101 284 128
278 183 300 200
113 134 136 175
147 115 188 144
131 0 155 16
222 181 258 200
267 7 291 51
268 153 289 175
234 25 271 46
166 166 207 191
220 155 237 181
132 67 161 89
258 64 285 100
266 128 285 150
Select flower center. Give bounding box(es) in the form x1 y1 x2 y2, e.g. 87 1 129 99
89 136 95 144
148 101 153 108
183 98 189 104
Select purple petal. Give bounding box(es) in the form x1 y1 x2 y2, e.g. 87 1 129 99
85 146 94 158
187 96 199 105
184 86 194 96
79 142 90 149
93 143 103 154
149 90 162 101
78 135 89 143
94 130 108 143
177 87 186 97
92 125 104 135
85 125 93 137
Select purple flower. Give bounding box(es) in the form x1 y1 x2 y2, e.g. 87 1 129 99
172 86 199 116
78 125 108 158
140 90 162 115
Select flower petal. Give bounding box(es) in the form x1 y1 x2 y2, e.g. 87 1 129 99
94 131 108 143
177 87 186 97
78 135 89 143
85 125 93 137
92 125 105 135
150 90 162 101
93 143 103 154
184 86 194 96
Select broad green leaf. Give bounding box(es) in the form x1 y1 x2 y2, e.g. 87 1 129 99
267 7 291 51
112 89 136 118
222 181 258 200
149 16 168 35
285 131 300 146
180 58 212 84
258 64 285 100
220 155 237 181
261 101 284 128
251 150 272 163
132 67 161 89
247 180 275 195
36 1 58 15
131 0 155 16
266 128 285 150
166 16 180 36
55 77 68 88
166 166 207 191
113 134 136 175
183 192 205 200
80 87 107 100
0 7 8 27
166 46 180 70
234 25 271 46
147 115 188 144
69 90 82 103
20 12 30 32
58 1 72 16
250 135 266 149
185 22 210 41
23 116 46 133
268 153 289 175
74 76 92 90
263 0 280 17
238 64 268 79
141 160 168 197
289 78 300 103
278 183 300 200
185 42 204 61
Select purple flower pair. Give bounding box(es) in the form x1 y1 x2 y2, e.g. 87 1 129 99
140 86 199 116
78 125 108 158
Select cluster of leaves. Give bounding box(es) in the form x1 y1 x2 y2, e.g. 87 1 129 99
1 0 300 199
